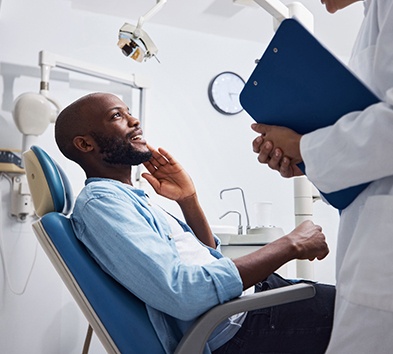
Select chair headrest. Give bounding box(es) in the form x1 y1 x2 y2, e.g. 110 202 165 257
23 146 74 217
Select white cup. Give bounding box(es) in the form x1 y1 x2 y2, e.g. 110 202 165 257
253 202 273 227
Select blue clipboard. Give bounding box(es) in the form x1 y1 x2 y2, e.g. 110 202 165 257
240 18 380 210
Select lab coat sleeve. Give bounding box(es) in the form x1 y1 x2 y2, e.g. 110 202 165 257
300 1 393 194
300 100 393 194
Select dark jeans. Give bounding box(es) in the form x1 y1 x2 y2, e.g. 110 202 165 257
213 273 335 354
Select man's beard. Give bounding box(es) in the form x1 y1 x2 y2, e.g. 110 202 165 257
91 132 152 166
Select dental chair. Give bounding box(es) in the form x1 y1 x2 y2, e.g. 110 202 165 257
23 145 316 354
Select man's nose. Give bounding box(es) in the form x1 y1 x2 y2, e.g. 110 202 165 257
127 115 140 127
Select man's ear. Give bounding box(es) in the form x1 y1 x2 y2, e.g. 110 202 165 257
73 135 94 152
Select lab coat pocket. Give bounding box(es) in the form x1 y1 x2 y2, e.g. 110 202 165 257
339 195 393 312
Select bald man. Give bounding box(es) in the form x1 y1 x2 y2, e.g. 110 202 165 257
55 92 334 354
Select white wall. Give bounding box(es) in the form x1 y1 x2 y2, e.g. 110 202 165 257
0 0 362 353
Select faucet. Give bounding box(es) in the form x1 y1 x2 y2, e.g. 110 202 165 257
219 187 250 233
219 211 242 235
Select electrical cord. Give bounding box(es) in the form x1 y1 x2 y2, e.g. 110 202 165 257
0 172 38 295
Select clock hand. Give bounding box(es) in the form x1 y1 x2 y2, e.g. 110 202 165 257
229 92 240 101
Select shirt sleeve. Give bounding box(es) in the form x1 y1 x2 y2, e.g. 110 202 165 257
72 191 243 321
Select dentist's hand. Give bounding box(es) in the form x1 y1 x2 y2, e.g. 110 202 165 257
251 123 304 178
142 145 196 202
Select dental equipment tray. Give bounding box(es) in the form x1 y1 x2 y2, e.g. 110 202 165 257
240 18 380 210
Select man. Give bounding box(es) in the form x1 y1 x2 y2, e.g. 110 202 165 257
251 0 393 353
55 92 334 354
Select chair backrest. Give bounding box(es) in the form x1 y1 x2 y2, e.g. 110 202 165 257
24 146 165 354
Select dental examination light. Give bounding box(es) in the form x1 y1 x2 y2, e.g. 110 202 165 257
118 0 167 62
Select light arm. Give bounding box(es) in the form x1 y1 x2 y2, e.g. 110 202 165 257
135 0 168 35
253 0 314 32
251 0 315 279
254 0 289 22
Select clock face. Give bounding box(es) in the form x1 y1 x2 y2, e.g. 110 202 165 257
208 72 245 115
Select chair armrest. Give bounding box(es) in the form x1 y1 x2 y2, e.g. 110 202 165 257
175 282 315 354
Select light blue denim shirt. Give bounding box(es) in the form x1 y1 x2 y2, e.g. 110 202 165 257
71 178 244 353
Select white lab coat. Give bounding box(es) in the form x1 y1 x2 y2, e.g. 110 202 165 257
300 1 393 352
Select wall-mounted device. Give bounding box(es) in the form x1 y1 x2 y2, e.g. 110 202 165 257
8 50 150 222
13 92 61 154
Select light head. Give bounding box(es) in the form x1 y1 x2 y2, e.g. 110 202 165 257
118 23 158 62
117 0 167 63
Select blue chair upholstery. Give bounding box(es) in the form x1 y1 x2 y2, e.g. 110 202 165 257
24 146 165 354
24 146 316 354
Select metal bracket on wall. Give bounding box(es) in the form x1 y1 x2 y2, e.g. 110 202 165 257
10 174 34 222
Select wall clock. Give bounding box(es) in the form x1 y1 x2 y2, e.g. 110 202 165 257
208 71 245 115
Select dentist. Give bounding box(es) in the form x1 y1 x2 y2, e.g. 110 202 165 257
252 0 393 352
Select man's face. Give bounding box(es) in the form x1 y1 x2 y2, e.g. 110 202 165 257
91 131 152 166
86 94 152 166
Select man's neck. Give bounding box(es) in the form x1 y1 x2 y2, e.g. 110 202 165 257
85 166 133 185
